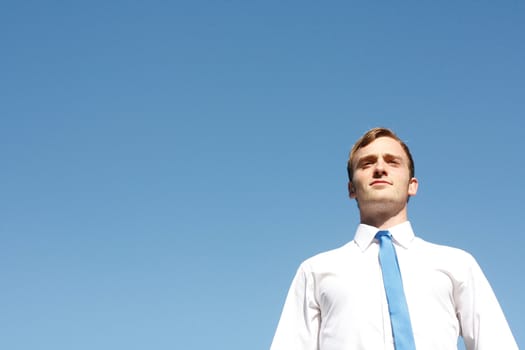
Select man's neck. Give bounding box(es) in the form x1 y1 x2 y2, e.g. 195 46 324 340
360 208 408 229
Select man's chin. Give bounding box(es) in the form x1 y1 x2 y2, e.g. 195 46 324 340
359 198 405 212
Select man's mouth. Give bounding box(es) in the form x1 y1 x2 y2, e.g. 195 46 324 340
370 180 390 186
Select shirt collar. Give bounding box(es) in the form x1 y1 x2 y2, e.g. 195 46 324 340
353 221 416 252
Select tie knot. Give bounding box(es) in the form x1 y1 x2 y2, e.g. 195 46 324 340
375 230 391 240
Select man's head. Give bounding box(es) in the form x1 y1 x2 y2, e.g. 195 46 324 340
347 127 415 182
346 127 418 226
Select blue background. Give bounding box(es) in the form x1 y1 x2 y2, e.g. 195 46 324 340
2 1 523 349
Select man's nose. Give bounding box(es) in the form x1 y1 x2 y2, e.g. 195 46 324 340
373 160 387 176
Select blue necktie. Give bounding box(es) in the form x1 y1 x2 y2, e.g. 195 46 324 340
376 230 416 350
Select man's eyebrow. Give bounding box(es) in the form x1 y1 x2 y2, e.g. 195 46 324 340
356 153 403 164
383 153 403 161
356 154 377 164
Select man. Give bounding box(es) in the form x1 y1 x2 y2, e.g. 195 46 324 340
270 128 517 349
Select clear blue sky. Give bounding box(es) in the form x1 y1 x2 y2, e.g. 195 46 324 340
1 1 523 349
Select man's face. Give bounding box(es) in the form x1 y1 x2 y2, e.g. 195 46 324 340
349 137 418 210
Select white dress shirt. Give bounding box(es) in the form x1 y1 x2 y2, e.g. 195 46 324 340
270 222 518 350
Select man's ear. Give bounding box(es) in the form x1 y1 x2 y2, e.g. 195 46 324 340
408 177 419 197
348 181 356 198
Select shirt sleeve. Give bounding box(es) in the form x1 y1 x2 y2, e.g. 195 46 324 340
455 253 518 350
270 263 321 350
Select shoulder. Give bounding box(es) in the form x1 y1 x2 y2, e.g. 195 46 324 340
298 241 356 273
415 237 474 259
413 236 482 279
